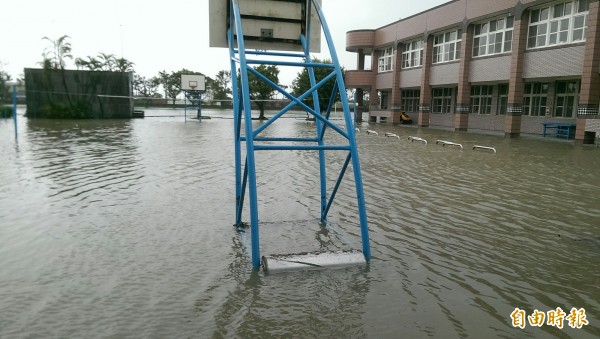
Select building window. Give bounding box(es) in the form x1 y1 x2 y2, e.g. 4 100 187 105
432 88 454 113
377 47 394 72
497 84 509 115
402 40 423 69
554 80 579 117
379 91 390 109
527 0 588 49
473 16 514 57
433 30 462 64
523 82 548 116
470 85 493 114
400 89 420 112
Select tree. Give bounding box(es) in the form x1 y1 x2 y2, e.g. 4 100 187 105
0 69 10 117
0 64 12 118
292 57 344 116
158 69 205 106
212 70 232 102
41 35 73 70
75 56 102 71
41 35 75 107
97 53 116 71
158 70 171 99
75 54 135 72
133 74 159 107
246 64 279 120
0 66 11 105
114 58 135 72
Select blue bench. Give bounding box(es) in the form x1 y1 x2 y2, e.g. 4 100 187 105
542 122 576 139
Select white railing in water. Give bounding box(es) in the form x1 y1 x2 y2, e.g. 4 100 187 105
436 140 463 149
472 145 497 153
408 136 427 144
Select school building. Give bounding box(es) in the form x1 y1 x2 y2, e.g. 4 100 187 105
345 0 600 143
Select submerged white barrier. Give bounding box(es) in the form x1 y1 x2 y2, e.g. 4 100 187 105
262 250 366 274
436 140 463 149
408 136 427 144
472 145 497 153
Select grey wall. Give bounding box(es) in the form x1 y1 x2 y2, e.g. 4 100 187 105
25 68 133 119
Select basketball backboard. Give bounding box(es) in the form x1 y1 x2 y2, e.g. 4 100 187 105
181 74 206 91
209 0 322 52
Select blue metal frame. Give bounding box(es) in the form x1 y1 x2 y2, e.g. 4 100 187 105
228 0 370 268
183 90 203 122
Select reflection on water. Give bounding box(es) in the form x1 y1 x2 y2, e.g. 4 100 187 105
1 109 599 338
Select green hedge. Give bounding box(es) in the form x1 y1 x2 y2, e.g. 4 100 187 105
1 106 12 118
40 101 93 119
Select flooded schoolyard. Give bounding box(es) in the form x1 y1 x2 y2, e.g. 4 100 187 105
1 108 599 338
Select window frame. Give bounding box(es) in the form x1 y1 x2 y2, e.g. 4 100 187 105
470 85 494 114
523 82 549 116
432 29 462 64
379 90 390 109
400 89 421 112
431 87 454 113
497 84 509 115
554 80 580 117
401 40 424 69
527 0 588 49
472 15 514 57
377 46 394 73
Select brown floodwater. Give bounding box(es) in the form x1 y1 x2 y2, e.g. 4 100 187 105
1 108 599 338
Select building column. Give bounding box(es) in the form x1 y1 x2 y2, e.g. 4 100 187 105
455 24 474 131
577 0 600 141
419 34 433 127
355 49 366 123
390 44 403 123
357 48 366 70
355 88 364 123
505 10 529 138
369 51 379 122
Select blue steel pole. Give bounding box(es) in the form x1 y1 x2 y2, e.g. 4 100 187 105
231 0 261 268
301 18 327 223
228 25 243 226
312 0 370 261
12 84 17 138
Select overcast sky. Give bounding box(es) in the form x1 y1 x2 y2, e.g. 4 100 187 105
1 0 448 86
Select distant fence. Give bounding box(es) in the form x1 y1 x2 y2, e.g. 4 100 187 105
24 68 133 119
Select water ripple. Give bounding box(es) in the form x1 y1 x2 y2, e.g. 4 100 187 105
1 116 599 338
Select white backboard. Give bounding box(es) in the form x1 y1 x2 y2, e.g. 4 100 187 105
209 0 322 53
181 74 206 91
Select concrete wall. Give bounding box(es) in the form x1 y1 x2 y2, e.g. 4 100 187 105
430 62 461 86
399 68 422 88
470 55 512 82
375 71 394 89
468 114 506 131
523 45 586 79
25 68 133 119
430 113 454 128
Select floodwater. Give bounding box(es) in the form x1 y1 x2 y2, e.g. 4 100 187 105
1 108 599 338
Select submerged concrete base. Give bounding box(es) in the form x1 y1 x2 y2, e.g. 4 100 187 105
262 250 366 274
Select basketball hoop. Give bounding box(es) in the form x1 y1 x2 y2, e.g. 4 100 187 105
181 76 205 92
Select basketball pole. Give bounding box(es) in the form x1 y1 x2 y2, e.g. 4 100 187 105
227 0 371 268
12 83 17 139
313 0 370 260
